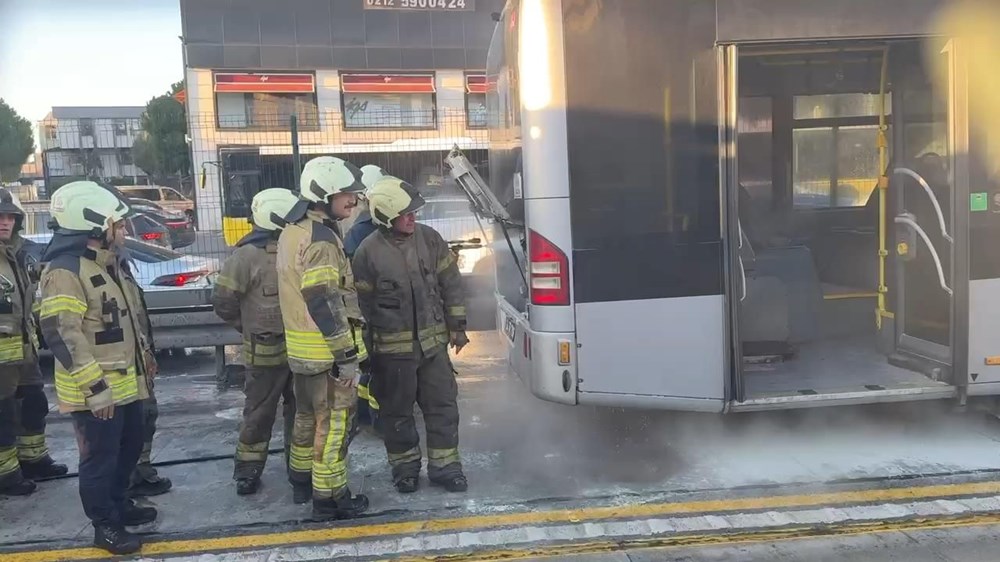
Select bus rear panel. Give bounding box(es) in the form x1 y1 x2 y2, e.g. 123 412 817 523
486 0 1000 412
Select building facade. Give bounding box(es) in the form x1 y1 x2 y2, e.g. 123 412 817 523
179 0 504 232
40 106 146 189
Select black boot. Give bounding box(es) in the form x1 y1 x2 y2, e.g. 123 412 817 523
0 476 35 496
292 483 311 505
394 476 419 494
128 475 173 498
431 474 468 493
121 500 158 526
236 478 260 496
94 524 142 555
312 490 369 521
20 456 69 480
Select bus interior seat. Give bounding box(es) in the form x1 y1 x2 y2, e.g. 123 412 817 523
737 184 824 351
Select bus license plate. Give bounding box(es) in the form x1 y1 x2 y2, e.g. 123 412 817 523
503 313 516 343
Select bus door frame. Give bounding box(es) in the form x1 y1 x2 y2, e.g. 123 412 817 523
720 43 745 406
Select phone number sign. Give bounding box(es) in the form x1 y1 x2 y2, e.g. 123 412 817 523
365 0 474 10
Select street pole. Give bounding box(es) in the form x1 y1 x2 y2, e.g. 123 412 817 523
290 115 301 189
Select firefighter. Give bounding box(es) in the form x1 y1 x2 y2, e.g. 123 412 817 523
343 164 388 256
38 181 157 555
352 177 469 494
277 156 369 520
0 189 66 496
127 254 172 500
212 188 301 496
344 164 389 435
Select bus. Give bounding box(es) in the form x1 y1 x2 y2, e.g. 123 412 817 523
482 0 1000 412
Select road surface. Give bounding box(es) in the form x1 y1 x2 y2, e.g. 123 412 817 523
4 332 1000 561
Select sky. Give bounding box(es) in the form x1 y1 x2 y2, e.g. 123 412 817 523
0 0 182 127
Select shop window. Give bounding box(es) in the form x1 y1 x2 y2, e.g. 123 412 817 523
340 73 437 129
214 73 319 130
465 74 487 129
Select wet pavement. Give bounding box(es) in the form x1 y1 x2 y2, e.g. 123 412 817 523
5 331 1000 558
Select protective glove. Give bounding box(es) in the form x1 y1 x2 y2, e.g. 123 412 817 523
450 331 469 355
334 361 361 388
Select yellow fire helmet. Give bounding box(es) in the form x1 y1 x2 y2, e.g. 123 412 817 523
50 181 131 235
360 164 389 191
250 188 302 231
299 156 366 203
367 177 426 228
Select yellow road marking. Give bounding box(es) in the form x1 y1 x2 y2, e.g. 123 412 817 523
6 479 1000 562
399 512 1000 562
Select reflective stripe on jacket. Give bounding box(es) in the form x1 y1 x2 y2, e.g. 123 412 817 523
352 223 466 357
0 235 38 396
39 247 150 413
277 209 367 375
213 233 288 367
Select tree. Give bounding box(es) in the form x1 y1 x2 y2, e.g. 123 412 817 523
0 99 34 182
133 90 189 184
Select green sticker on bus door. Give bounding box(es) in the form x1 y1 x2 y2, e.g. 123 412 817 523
971 192 989 212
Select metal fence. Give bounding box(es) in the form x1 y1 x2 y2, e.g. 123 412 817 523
32 112 491 285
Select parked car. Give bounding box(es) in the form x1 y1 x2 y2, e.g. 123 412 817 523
20 200 173 250
127 198 196 250
119 186 195 221
419 196 493 276
22 233 219 290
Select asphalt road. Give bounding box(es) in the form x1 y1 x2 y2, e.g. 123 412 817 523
7 333 1000 560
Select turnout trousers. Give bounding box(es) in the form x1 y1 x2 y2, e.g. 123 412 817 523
288 370 357 500
234 365 295 480
371 348 462 483
15 363 55 471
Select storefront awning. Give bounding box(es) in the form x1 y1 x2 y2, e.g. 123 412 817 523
258 137 487 156
466 74 487 94
341 73 436 94
214 73 316 93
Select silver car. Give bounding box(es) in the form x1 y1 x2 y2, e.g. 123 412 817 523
22 233 219 290
418 197 493 276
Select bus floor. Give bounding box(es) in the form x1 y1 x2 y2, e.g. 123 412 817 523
742 336 949 400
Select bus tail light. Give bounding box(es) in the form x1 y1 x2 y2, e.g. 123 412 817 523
529 229 569 306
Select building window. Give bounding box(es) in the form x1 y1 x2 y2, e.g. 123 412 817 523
791 93 891 209
214 73 319 130
465 74 487 129
340 73 436 130
114 119 128 136
118 150 133 166
79 118 94 137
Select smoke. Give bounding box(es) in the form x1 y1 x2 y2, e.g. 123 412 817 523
456 336 992 503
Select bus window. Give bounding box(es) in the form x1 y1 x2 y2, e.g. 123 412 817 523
791 93 890 209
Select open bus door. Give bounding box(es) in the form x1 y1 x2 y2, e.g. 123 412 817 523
725 37 973 409
890 39 967 383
